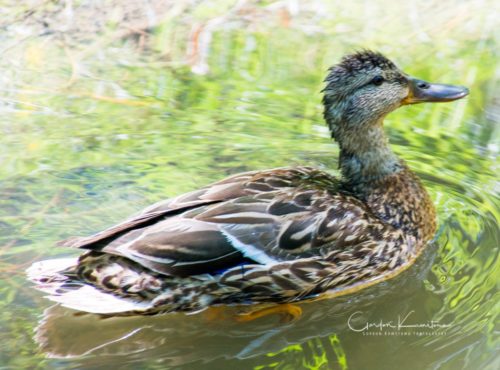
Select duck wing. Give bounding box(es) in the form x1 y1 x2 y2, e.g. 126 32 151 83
63 167 387 277
60 167 275 249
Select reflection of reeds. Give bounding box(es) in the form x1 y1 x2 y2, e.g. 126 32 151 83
0 1 498 369
0 190 62 278
0 0 496 140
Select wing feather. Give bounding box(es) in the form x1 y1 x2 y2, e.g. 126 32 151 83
59 169 267 249
60 167 394 278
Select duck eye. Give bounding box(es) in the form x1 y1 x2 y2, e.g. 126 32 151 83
371 75 384 86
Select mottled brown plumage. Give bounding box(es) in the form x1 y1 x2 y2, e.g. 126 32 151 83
27 51 468 315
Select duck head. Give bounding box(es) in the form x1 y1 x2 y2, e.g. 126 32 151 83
322 50 469 184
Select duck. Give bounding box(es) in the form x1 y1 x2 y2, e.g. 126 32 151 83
27 51 469 316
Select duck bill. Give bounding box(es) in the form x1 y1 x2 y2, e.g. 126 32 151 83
402 77 469 105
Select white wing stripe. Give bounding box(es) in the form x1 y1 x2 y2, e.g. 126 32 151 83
220 229 278 265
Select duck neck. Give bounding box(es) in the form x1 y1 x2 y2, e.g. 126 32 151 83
326 112 402 189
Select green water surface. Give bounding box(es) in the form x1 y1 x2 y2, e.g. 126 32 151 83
0 1 498 369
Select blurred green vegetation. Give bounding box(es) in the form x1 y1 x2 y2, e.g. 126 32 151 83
0 0 498 369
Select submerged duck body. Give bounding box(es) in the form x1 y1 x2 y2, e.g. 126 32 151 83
28 51 468 315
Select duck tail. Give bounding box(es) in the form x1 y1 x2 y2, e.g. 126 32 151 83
26 258 152 315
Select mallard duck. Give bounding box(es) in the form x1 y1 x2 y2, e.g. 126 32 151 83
28 51 468 316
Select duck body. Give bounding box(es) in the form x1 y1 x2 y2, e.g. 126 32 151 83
29 165 434 315
28 51 467 315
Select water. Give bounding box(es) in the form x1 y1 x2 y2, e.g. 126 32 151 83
0 1 498 369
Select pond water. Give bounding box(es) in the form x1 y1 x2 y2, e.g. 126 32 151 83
0 1 498 369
